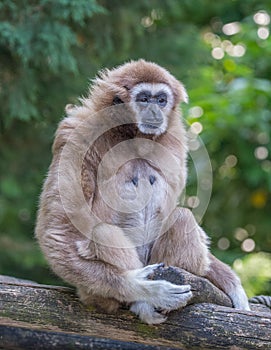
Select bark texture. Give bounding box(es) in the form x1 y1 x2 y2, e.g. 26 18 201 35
0 269 270 350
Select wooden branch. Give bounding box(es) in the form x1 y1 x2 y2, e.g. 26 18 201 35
0 271 270 350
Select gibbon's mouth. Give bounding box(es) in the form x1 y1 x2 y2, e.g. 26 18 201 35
141 123 161 130
138 123 165 135
138 122 165 135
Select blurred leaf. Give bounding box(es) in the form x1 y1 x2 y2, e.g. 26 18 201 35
233 253 271 297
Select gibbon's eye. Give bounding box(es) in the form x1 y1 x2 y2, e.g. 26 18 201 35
156 93 167 107
136 91 151 105
113 96 124 105
140 97 148 103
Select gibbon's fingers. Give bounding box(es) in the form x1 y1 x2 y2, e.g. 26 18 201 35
126 263 165 280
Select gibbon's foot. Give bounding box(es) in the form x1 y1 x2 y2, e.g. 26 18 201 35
228 285 251 311
130 301 167 325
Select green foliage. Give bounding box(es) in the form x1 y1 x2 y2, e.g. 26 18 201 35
234 253 271 297
0 0 104 125
186 11 271 260
0 0 270 295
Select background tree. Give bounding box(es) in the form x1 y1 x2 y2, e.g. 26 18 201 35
0 0 270 295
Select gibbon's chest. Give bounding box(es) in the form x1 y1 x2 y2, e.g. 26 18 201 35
111 159 171 263
115 158 167 215
95 155 179 228
91 158 168 263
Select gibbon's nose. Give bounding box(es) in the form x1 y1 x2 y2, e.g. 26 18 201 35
146 104 164 124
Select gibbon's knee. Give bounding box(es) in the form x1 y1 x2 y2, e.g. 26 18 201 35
150 208 210 276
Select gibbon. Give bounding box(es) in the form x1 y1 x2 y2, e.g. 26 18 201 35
35 59 250 324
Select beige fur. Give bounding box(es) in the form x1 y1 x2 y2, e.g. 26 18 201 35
35 59 249 324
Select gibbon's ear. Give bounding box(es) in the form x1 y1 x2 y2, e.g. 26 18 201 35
168 77 189 105
180 84 189 104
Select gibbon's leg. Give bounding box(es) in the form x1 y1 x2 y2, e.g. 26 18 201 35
149 208 250 310
205 254 250 310
75 223 192 324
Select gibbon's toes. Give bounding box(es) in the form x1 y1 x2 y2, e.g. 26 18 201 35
130 301 167 325
141 311 167 325
228 287 250 311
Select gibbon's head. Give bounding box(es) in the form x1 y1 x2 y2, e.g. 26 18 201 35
88 59 188 136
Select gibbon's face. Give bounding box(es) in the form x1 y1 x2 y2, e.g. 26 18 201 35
130 83 174 135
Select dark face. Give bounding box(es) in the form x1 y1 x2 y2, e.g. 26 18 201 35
135 90 168 133
130 83 174 135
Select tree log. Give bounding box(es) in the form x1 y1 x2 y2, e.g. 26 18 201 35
0 269 270 350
